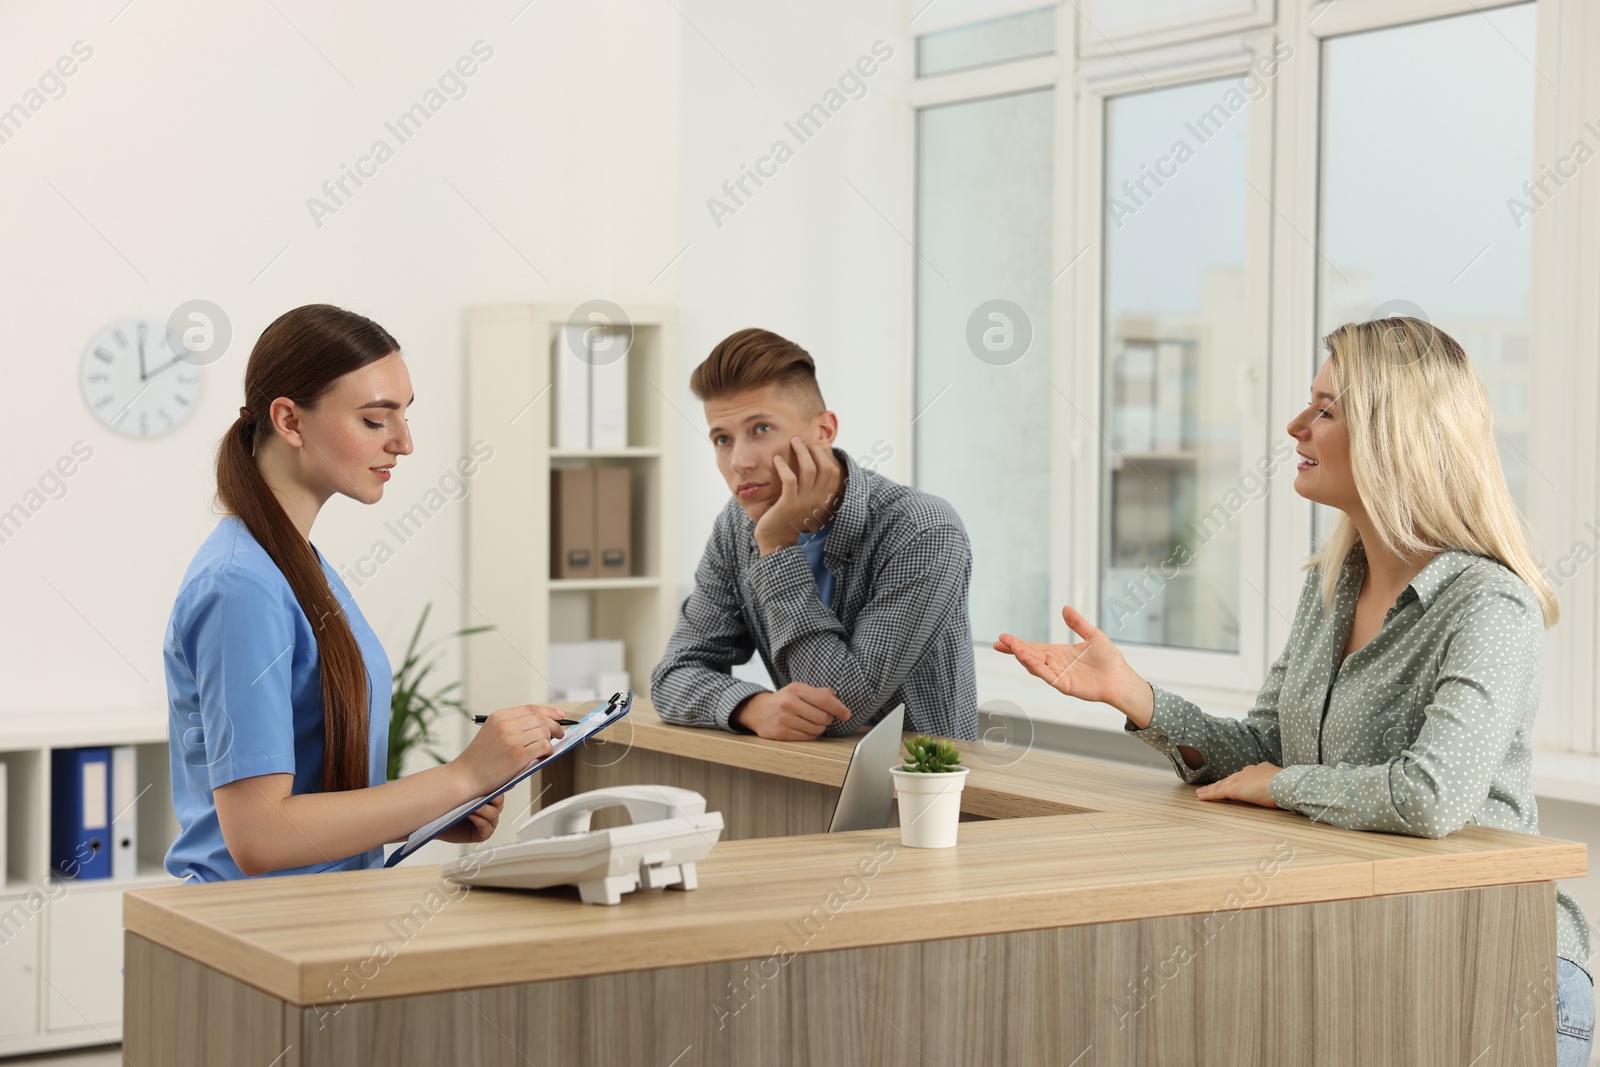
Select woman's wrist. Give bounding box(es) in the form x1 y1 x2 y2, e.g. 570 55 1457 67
1115 671 1155 730
440 755 485 801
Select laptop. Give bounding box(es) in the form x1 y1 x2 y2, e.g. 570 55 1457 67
827 704 906 833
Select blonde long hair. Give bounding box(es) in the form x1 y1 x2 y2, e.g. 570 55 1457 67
1307 316 1558 628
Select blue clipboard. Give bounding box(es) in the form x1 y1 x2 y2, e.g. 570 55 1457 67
384 690 633 867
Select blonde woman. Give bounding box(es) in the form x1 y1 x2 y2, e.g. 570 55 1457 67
996 317 1593 1064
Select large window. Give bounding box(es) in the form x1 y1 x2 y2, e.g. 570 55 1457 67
1317 5 1537 545
912 12 1058 645
1100 78 1250 653
914 87 1056 643
910 0 1596 754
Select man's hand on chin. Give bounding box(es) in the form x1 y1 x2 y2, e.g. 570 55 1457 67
732 683 852 740
753 437 843 557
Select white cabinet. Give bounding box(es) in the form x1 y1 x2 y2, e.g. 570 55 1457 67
0 724 179 1057
0 895 41 1039
45 887 125 1031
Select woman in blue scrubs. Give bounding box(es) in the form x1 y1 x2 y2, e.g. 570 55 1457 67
164 304 565 881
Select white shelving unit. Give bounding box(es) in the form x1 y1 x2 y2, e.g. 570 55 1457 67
464 303 680 844
0 715 180 1057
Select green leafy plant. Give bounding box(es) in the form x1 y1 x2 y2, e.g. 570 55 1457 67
387 602 492 782
900 736 963 773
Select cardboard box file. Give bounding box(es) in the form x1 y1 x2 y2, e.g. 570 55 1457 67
594 466 632 578
552 467 633 580
551 468 597 578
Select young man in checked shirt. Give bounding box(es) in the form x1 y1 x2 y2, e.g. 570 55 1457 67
650 328 978 742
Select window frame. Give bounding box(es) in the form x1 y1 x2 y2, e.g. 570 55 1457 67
1074 0 1273 61
1067 29 1279 698
910 0 1599 754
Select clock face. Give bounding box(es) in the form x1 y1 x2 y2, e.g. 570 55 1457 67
80 317 203 438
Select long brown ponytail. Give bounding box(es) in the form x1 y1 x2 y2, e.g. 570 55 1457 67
217 304 401 793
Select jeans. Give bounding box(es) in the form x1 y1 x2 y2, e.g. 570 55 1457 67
1558 957 1595 1067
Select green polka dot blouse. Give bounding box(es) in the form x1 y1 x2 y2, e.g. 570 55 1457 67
1127 542 1592 976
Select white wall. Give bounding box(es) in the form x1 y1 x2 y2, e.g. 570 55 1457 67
0 0 679 737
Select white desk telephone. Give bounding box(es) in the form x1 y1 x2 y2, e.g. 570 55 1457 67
440 785 724 905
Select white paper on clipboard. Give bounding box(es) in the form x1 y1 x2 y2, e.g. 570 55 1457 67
387 692 631 866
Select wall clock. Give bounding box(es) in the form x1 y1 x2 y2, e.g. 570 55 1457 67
80 317 202 438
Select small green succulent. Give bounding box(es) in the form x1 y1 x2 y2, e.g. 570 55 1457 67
900 736 963 773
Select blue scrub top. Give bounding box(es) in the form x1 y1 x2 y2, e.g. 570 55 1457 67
163 515 391 882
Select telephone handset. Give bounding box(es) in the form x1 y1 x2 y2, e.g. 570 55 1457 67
441 785 724 906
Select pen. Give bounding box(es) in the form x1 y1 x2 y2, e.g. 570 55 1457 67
471 714 583 726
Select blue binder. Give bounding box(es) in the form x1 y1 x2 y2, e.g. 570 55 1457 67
51 747 112 880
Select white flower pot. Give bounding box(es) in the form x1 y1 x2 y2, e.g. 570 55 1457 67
890 766 969 848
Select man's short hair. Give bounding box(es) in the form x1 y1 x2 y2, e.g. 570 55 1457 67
690 328 826 411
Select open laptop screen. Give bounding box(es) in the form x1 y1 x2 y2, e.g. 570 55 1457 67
827 705 905 833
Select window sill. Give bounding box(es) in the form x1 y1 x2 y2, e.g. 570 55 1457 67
1531 750 1600 807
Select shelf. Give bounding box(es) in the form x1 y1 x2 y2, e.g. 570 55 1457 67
549 577 662 592
0 713 166 753
0 731 180 1056
550 447 662 459
467 302 678 781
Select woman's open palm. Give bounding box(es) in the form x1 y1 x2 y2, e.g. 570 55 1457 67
994 605 1130 705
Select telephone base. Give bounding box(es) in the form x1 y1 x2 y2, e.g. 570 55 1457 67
442 785 723 906
578 860 698 906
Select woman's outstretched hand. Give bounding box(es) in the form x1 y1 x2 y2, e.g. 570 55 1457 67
995 605 1153 727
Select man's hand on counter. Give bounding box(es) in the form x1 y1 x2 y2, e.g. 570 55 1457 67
732 683 852 740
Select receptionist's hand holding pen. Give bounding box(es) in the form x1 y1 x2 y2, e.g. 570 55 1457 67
432 706 568 844
212 703 567 871
993 606 1280 809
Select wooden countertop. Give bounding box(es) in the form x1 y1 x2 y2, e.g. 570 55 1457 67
125 700 1587 1006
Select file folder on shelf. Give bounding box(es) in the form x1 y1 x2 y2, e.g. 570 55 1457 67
589 334 629 449
51 747 111 880
552 468 598 578
111 745 138 879
554 325 592 450
595 466 632 577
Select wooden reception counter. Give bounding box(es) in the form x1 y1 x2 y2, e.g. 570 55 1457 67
123 700 1585 1066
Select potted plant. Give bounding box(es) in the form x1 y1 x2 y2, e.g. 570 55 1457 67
387 603 492 783
889 736 969 848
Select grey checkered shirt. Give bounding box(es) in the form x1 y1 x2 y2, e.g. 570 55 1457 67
650 449 978 741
